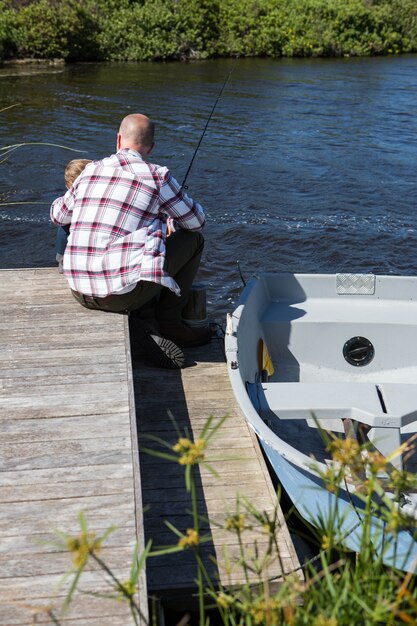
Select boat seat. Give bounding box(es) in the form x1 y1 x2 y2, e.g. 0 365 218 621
247 381 417 470
247 381 417 430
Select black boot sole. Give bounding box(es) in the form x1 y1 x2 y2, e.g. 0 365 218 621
140 331 185 369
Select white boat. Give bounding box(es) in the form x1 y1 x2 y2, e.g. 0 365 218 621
225 272 417 571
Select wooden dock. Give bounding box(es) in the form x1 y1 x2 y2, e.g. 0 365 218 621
133 328 302 610
0 269 147 625
1 267 301 624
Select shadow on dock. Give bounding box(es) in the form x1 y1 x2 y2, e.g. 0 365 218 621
130 328 302 614
131 337 221 609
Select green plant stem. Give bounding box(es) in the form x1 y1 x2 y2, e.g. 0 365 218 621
237 530 251 587
47 610 63 626
272 532 286 581
89 551 147 625
190 467 205 626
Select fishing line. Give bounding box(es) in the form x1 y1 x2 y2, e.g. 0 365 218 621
236 260 247 287
181 55 239 190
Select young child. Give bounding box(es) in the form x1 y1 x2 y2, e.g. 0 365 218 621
55 158 92 272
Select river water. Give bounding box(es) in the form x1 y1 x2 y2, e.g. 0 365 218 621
1 56 417 321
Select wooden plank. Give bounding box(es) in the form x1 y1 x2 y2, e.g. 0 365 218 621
0 414 131 443
0 477 134 503
124 314 148 622
1 596 138 626
2 382 129 401
1 547 138 579
0 438 133 471
0 497 136 538
0 527 136 558
1 570 140 600
0 268 147 625
134 335 302 595
0 363 128 380
0 463 134 487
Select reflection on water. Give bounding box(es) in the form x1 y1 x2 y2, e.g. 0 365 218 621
0 60 65 79
1 56 417 320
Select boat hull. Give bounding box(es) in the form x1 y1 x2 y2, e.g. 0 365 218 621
226 272 417 571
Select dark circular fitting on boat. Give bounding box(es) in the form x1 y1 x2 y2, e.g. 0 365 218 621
343 336 374 367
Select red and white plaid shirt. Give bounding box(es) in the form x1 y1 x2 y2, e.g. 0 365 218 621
50 149 205 297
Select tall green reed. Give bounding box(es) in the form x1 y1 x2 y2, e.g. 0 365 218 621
45 415 417 625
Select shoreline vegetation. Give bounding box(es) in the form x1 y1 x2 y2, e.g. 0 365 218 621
0 0 417 63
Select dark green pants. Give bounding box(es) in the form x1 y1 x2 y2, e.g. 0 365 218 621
72 230 204 322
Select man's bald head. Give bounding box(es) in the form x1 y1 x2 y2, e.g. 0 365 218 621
117 113 155 155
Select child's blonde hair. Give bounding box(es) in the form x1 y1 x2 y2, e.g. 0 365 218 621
64 159 92 189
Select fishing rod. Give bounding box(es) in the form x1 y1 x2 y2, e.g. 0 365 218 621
181 55 239 190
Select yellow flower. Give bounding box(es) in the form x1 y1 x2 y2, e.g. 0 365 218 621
321 534 332 551
389 469 417 493
216 592 234 609
172 437 205 465
225 513 246 532
262 521 275 535
250 598 279 624
172 437 191 452
118 580 136 599
66 531 101 568
328 438 361 467
178 528 200 549
323 467 338 493
283 604 295 625
367 451 387 474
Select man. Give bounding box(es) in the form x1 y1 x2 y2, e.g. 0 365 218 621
51 113 210 369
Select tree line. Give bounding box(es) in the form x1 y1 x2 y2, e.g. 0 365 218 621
1 0 417 62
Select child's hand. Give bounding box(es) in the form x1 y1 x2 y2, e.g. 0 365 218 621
167 218 175 237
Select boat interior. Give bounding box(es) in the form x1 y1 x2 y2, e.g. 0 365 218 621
232 273 417 475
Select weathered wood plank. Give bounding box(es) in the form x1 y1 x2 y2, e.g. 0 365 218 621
0 354 128 372
0 347 126 366
0 414 131 444
1 595 140 626
0 526 136 556
140 469 268 491
0 363 128 380
0 324 126 338
1 373 128 388
2 381 129 401
0 463 133 487
0 477 134 503
0 404 129 420
134 335 302 595
1 546 137 578
0 437 133 471
0 570 140 600
124 314 148 621
0 495 136 532
0 268 147 626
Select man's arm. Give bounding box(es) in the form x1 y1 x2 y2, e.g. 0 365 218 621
159 171 205 231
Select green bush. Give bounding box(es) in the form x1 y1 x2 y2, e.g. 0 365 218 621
97 0 178 61
97 0 220 61
14 0 101 60
4 0 417 61
0 1 17 60
175 0 221 59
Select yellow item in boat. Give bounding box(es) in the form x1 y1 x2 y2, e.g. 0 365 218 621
257 339 275 379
